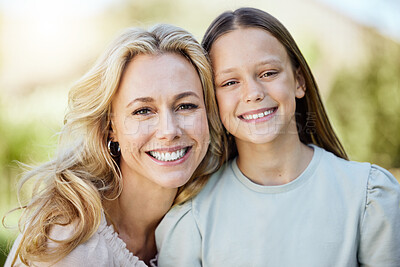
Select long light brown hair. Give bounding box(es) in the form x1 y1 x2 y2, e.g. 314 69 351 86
8 24 225 266
202 7 348 160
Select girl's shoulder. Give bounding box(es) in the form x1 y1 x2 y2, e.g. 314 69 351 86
315 145 400 195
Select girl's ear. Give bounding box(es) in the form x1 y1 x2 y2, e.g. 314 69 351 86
295 68 306 99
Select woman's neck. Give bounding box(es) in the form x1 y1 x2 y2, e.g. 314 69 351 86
104 174 177 264
235 134 313 186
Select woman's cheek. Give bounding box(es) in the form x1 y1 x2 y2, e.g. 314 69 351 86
184 112 208 136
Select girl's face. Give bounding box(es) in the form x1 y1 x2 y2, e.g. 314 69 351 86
210 27 305 146
111 53 209 189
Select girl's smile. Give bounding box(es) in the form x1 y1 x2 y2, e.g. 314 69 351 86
238 107 278 122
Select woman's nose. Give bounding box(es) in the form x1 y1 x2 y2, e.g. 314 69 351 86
155 111 182 141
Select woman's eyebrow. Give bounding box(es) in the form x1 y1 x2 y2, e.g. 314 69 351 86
126 97 154 108
174 91 200 101
126 92 199 108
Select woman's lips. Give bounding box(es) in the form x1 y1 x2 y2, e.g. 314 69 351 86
146 146 192 165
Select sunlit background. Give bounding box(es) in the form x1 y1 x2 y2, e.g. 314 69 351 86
1 0 399 262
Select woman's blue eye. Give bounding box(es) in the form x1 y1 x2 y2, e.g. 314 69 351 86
132 108 152 115
177 103 198 110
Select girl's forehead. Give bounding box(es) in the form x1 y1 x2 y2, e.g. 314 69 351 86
210 28 289 63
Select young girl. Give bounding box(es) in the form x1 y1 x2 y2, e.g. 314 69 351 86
5 24 225 266
156 8 400 267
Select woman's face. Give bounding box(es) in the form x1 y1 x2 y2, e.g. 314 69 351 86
210 27 305 146
111 53 209 189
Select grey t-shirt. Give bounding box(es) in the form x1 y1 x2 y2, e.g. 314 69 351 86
156 145 400 267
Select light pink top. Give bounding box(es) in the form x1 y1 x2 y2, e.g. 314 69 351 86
5 212 157 267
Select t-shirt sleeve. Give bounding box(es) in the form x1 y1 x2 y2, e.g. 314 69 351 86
358 165 400 266
156 201 202 267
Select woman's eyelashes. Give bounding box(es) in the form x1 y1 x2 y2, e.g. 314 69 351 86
132 107 153 116
131 103 199 116
176 103 199 111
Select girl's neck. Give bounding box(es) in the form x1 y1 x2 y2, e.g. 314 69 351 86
235 134 313 186
104 174 176 264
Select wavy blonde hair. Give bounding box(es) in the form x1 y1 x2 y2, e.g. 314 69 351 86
8 24 225 265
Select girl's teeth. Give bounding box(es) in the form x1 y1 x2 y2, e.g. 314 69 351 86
149 148 187 162
243 109 275 120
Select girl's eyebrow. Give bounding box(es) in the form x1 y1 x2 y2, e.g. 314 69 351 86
255 58 283 67
215 68 236 79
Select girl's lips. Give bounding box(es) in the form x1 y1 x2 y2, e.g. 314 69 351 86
238 107 278 122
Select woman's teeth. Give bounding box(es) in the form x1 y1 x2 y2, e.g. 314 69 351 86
148 148 188 162
242 108 275 120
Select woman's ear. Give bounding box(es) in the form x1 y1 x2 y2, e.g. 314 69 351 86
295 68 306 99
109 120 118 142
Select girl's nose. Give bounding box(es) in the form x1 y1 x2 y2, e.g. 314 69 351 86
243 79 265 103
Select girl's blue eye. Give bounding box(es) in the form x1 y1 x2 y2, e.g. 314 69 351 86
222 81 237 87
177 103 198 111
132 108 152 115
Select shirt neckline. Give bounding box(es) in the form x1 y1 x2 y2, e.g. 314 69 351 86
230 144 322 193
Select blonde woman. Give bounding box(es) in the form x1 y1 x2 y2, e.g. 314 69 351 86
5 24 224 266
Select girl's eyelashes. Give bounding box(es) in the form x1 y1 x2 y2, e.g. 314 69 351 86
260 70 278 78
176 103 199 111
219 71 278 87
132 107 153 116
221 81 238 87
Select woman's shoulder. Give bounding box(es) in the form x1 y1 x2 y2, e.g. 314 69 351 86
5 214 148 267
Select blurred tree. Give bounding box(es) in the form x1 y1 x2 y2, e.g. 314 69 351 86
327 34 400 169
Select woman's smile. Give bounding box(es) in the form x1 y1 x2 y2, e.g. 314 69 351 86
146 146 192 164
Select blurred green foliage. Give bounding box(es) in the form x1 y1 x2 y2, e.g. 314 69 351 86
327 37 400 168
0 97 59 264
